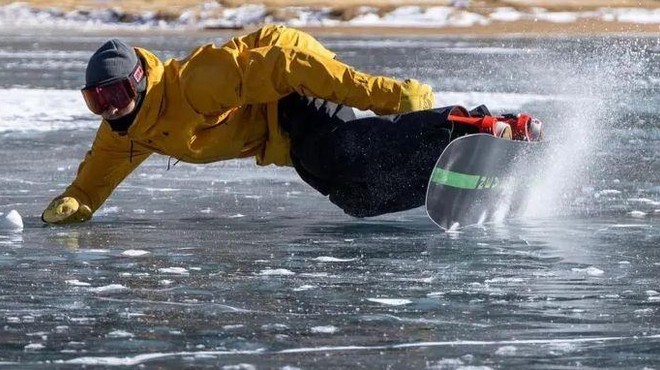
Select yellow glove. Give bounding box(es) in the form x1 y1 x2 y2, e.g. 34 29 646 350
42 197 92 224
398 79 435 112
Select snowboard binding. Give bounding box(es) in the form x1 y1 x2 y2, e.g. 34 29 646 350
448 105 543 142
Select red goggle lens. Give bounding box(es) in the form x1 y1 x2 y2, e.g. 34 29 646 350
81 78 137 115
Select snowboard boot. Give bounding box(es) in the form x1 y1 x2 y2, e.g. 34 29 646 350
492 120 513 139
503 114 543 142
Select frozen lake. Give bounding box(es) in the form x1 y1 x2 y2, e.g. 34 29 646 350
0 29 658 368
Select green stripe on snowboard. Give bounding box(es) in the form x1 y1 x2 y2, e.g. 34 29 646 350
430 168 505 190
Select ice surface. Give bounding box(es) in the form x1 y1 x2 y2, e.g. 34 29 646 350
0 32 658 369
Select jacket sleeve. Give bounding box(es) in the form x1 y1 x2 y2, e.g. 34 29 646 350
181 26 430 116
59 122 152 213
240 46 408 115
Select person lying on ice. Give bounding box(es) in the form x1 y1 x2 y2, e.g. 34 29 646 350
42 25 534 225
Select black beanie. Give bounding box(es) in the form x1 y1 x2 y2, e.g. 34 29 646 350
85 39 146 92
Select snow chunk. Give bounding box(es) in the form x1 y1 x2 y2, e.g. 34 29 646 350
158 267 189 275
0 210 23 231
66 279 91 287
258 268 295 276
293 285 316 292
221 364 256 370
24 343 44 351
86 284 129 293
121 250 150 257
310 325 338 334
495 345 517 356
366 298 412 306
571 266 604 276
107 330 134 338
313 256 358 262
595 189 621 197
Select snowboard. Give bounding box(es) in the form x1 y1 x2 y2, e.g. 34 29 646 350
425 134 546 230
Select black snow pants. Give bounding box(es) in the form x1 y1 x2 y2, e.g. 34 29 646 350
278 93 474 217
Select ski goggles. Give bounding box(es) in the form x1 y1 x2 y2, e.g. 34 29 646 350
81 63 144 115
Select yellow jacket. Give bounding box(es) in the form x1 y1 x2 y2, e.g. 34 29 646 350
60 25 434 214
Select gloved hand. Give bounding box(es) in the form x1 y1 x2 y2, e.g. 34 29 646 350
42 197 92 224
398 79 435 112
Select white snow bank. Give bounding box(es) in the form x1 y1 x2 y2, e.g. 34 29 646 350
0 3 658 31
0 89 95 133
350 6 489 28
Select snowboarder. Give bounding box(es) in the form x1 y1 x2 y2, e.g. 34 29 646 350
42 25 517 224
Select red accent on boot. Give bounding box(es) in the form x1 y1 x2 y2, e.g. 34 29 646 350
448 115 499 135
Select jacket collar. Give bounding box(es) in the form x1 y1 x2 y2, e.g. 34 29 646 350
127 47 165 137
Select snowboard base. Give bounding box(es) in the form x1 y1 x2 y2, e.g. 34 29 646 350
425 134 546 230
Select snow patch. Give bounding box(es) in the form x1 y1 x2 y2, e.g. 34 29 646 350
571 267 605 276
66 279 91 287
158 267 189 275
313 256 358 262
258 268 295 276
495 345 517 356
24 343 45 351
107 330 135 338
122 250 150 257
86 284 129 293
310 325 338 334
366 298 412 306
293 285 316 292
